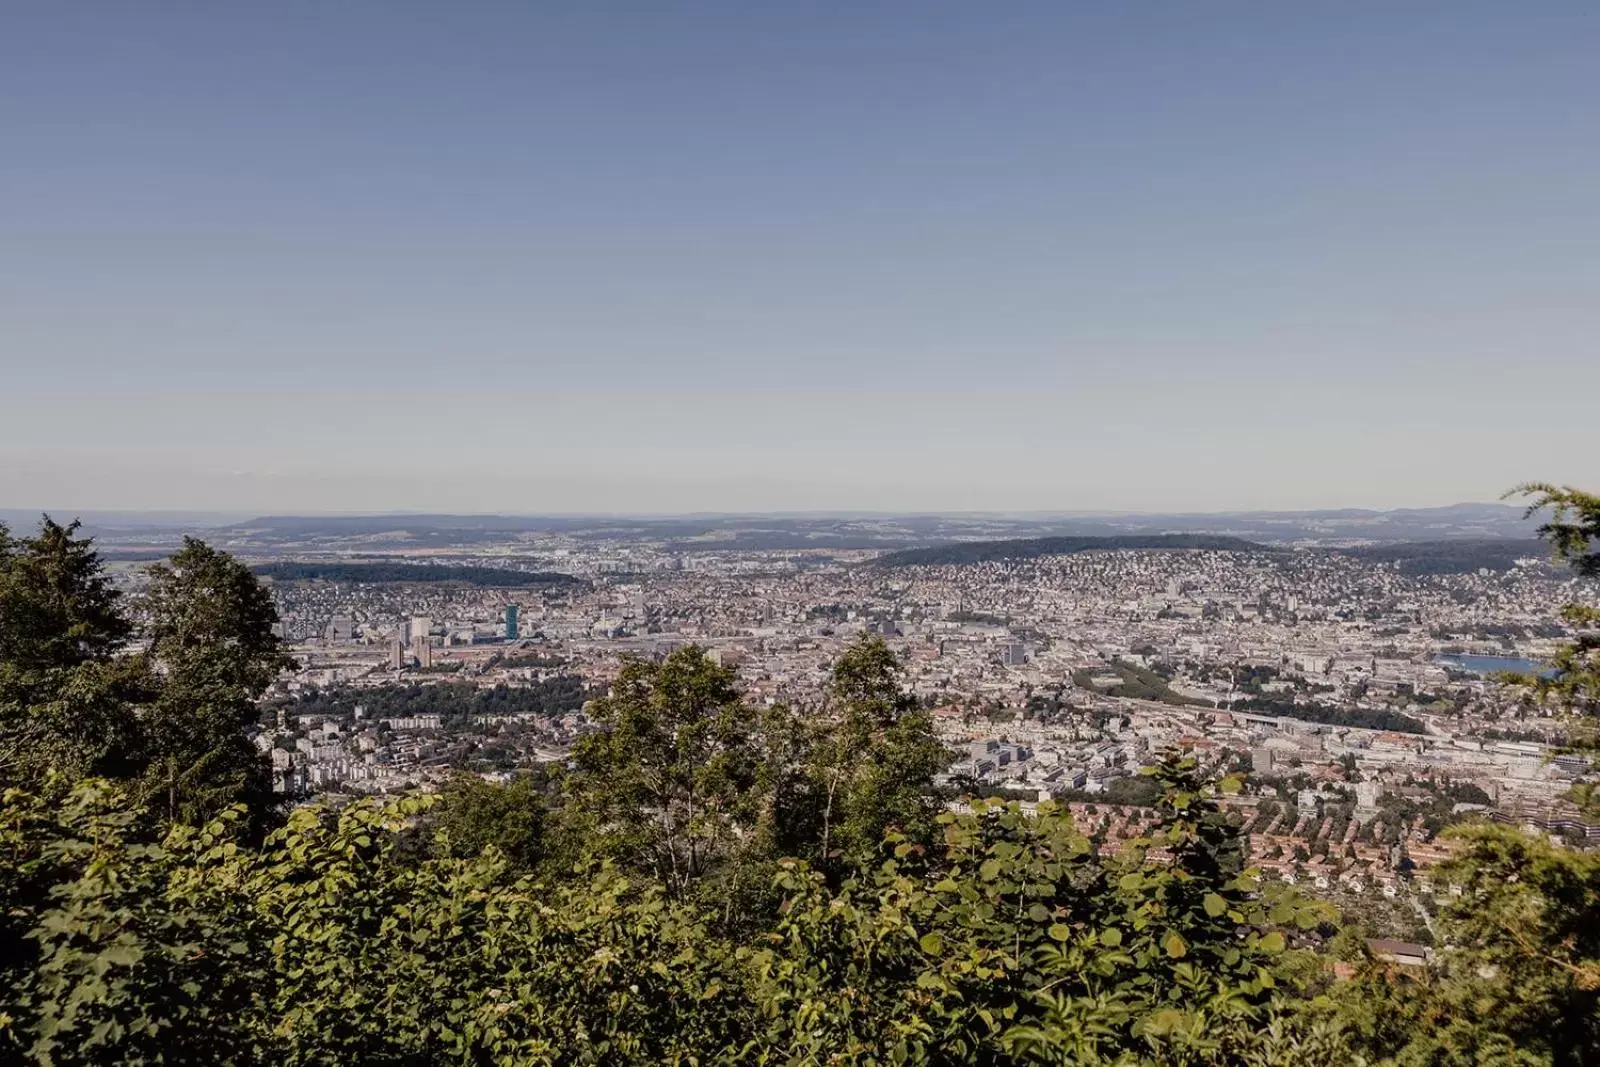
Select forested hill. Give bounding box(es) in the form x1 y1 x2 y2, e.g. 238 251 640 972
1327 538 1546 575
251 562 588 588
268 677 597 721
872 534 1275 567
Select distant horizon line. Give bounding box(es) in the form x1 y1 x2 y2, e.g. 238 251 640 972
0 500 1523 525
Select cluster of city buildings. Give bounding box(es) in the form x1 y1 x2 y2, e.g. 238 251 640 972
248 542 1595 895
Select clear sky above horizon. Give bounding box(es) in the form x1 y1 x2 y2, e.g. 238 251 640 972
2 2 1596 514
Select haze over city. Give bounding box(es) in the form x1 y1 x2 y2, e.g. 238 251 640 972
4 2 1596 513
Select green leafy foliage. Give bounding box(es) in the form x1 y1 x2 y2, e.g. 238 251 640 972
3 758 1599 1064
786 634 954 879
1503 484 1600 779
0 782 750 1066
136 539 298 835
1313 822 1600 1065
429 769 554 873
0 783 260 1065
565 646 772 900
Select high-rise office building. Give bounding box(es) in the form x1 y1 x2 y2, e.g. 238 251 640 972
505 603 519 642
410 616 432 647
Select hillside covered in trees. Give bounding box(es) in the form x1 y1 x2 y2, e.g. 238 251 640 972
1327 538 1547 575
873 534 1275 568
252 561 588 588
1 486 1598 1065
873 534 1547 576
268 676 596 722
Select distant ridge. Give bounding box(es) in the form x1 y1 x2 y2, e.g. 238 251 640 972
871 534 1275 567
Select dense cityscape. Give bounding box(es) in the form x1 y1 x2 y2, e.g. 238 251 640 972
76 507 1592 949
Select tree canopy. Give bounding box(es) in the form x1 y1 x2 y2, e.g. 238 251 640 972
252 561 587 588
0 520 292 835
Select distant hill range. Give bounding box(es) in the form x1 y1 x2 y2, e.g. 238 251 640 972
203 502 1534 545
872 535 1275 567
1 502 1544 554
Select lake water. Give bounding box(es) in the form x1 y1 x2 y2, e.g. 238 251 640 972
1434 653 1546 676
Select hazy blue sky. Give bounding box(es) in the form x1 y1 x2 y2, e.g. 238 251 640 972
2 2 1595 513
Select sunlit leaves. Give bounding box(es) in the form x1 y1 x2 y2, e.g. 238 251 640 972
12 744 1592 1065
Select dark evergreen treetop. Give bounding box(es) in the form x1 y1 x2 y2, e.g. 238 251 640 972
0 518 294 833
0 516 130 672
